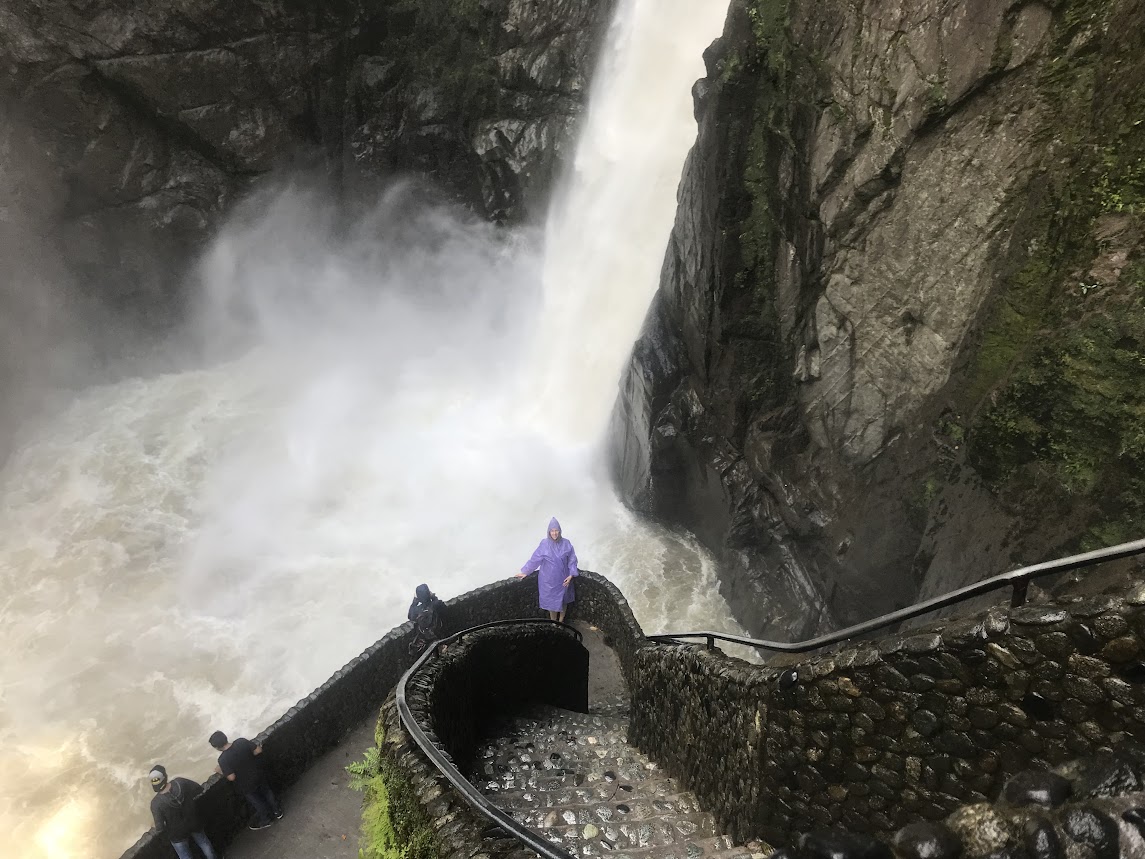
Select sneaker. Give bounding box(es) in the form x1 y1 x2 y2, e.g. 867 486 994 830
248 821 271 831
273 811 283 820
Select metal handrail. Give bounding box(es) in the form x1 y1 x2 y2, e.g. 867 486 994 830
649 536 1145 654
395 617 582 859
394 538 1145 859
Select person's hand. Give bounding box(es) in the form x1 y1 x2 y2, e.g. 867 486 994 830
563 575 573 587
515 572 527 579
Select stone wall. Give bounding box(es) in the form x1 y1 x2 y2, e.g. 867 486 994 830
628 585 1145 849
118 576 541 859
369 624 588 859
777 751 1145 859
360 572 649 859
420 624 589 772
118 570 1145 859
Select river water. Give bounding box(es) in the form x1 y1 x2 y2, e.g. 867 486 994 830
0 0 733 856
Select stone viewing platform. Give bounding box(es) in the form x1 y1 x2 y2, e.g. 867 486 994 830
122 571 1145 859
219 717 373 859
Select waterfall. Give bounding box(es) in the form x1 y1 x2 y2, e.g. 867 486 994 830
0 1 732 856
525 0 731 441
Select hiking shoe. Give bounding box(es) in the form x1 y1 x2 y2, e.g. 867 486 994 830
248 821 271 831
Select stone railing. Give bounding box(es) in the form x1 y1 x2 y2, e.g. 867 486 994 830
124 568 1145 859
120 577 540 859
377 622 590 859
629 587 1145 849
364 572 644 859
414 622 589 773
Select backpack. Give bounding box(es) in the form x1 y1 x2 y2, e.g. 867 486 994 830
415 601 443 637
409 599 444 655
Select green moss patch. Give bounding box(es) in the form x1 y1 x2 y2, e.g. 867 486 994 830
962 0 1145 548
348 721 442 859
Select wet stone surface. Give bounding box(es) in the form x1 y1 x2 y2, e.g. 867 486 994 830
473 701 770 859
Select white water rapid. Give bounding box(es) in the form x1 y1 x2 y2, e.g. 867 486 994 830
0 1 733 857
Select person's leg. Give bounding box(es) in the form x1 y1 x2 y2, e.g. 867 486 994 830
260 782 282 818
547 610 559 621
244 788 273 827
191 831 219 859
557 608 566 623
170 840 194 859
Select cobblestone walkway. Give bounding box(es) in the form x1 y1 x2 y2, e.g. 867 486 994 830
473 649 770 859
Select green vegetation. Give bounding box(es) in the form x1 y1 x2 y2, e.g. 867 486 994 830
961 0 1145 548
347 721 442 859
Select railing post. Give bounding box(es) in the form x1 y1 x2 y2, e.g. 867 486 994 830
1010 580 1029 608
706 635 714 650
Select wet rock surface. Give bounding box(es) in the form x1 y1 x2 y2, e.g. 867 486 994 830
891 822 962 859
474 703 770 859
1001 771 1072 808
1 0 615 315
609 0 1145 638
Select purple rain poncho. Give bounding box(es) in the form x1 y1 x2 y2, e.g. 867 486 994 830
520 517 579 611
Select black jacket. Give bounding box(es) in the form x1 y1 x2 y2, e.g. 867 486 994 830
150 777 204 841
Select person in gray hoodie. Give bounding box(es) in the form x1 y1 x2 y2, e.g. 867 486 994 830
148 764 218 859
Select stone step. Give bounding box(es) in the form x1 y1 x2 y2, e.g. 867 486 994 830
495 787 704 819
485 746 658 771
474 705 770 859
483 770 681 798
534 830 756 859
529 811 720 845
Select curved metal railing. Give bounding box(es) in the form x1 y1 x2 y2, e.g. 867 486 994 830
394 538 1145 859
395 617 582 859
649 536 1145 654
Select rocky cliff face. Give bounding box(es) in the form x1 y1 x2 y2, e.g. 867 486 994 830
611 0 1145 638
0 0 614 321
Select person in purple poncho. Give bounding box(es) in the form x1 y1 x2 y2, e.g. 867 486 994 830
516 517 579 622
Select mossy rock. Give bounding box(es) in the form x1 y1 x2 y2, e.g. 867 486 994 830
959 0 1145 549
352 719 443 859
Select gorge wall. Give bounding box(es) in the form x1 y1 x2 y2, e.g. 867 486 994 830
0 0 615 323
611 0 1145 639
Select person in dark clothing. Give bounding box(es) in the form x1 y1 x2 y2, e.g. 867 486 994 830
148 764 219 859
209 731 282 830
407 583 448 655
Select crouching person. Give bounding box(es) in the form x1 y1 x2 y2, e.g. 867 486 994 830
148 764 219 859
408 583 448 655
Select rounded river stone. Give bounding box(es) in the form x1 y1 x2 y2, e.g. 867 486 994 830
1021 691 1056 722
1062 807 1119 859
1123 807 1145 838
1023 815 1062 859
1001 770 1071 808
797 830 893 859
1063 752 1141 798
891 821 962 859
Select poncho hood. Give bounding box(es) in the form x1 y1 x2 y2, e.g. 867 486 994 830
548 517 561 537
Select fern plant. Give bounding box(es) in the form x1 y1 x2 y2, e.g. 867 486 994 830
347 746 381 792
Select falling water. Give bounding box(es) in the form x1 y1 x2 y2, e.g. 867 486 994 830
0 0 732 856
